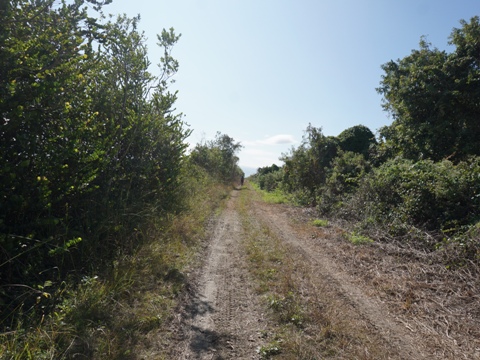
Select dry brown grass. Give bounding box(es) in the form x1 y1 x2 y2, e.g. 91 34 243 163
277 205 480 359
238 186 391 359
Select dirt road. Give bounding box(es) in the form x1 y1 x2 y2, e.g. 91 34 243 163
177 188 268 359
174 186 480 359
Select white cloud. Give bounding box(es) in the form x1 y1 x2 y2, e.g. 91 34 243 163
259 134 296 145
242 148 275 157
240 148 284 169
238 134 296 170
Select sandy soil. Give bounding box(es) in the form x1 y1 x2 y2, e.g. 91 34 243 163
177 189 269 359
172 186 480 359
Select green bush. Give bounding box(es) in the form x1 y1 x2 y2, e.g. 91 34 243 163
312 219 329 227
348 157 480 233
0 2 189 333
258 169 283 192
337 125 376 158
189 132 243 183
317 151 370 213
346 232 374 245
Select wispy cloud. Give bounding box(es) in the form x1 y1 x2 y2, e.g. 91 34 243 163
258 134 296 145
242 148 277 157
239 134 295 170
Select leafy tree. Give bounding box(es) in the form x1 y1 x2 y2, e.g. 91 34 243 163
0 0 109 284
190 132 243 183
252 164 283 191
0 0 189 328
257 164 280 176
337 125 376 158
87 15 189 225
281 125 338 204
377 17 480 161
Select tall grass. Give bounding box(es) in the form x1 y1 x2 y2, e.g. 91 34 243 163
249 182 291 204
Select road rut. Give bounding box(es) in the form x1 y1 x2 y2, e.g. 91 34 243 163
174 186 479 359
179 189 267 359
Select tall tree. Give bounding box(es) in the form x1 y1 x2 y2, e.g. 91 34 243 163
0 0 189 320
0 0 108 282
281 125 338 203
190 132 243 182
377 16 480 161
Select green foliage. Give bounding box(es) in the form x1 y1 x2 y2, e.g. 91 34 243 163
0 162 231 358
317 151 370 213
312 219 329 227
259 171 284 192
189 132 243 183
257 164 281 176
346 232 374 245
0 0 190 340
326 151 369 195
250 18 480 269
278 123 374 209
351 157 480 233
250 183 290 204
337 125 376 158
377 17 480 161
251 164 283 192
281 125 338 205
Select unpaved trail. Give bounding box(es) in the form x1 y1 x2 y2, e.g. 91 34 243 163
251 199 429 360
178 189 268 359
174 186 480 359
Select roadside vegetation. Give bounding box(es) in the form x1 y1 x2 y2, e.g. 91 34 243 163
250 182 290 205
250 16 480 272
0 1 243 358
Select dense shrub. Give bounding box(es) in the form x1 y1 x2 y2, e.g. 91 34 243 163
348 157 480 232
281 125 338 205
251 164 283 192
337 125 376 158
189 132 244 183
317 151 370 213
259 170 284 192
0 1 189 330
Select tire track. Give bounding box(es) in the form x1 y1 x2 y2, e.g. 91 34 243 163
179 190 267 359
252 200 432 360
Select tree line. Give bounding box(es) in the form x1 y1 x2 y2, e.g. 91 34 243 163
0 0 242 336
251 16 480 264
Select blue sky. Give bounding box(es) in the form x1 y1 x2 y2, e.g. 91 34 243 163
98 1 479 174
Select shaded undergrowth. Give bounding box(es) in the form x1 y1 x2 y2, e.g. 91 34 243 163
0 169 231 359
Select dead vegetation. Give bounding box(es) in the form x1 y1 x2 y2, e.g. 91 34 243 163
274 202 480 359
239 186 401 359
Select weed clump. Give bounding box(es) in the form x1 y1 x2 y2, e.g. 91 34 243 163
312 219 329 227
